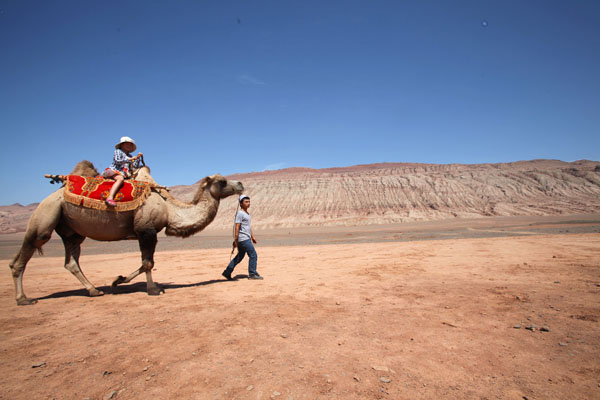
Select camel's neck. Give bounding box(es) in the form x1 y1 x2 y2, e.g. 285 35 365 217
164 186 219 238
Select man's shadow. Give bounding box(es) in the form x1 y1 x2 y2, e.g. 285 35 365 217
35 274 249 301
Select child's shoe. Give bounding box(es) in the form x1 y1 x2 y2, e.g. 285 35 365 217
105 199 117 207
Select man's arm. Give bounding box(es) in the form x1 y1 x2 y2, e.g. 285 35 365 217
233 223 241 247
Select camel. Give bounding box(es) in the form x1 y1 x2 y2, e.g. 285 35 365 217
8 161 244 305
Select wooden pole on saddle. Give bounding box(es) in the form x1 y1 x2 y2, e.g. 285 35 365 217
44 174 66 184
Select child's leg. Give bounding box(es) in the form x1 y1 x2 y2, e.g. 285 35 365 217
107 175 124 201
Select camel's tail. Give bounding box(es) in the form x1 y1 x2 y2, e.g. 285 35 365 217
19 233 45 262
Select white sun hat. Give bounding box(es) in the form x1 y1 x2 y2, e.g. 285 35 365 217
115 136 137 151
239 194 249 202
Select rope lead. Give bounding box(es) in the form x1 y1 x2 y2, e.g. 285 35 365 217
229 201 240 262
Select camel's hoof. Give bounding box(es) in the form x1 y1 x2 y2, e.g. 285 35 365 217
112 275 126 287
17 297 38 306
147 285 163 296
88 288 104 297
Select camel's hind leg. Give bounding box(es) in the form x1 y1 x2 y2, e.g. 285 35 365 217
9 243 38 305
8 190 64 305
56 227 103 297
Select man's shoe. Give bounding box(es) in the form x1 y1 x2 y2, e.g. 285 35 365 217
248 274 264 280
222 270 233 281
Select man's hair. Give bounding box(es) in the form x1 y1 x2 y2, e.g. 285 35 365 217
240 196 250 204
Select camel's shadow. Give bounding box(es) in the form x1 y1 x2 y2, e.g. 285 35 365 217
36 274 249 301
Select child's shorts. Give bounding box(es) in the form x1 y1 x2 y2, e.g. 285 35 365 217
102 168 123 179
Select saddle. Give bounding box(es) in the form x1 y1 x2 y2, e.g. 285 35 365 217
63 175 156 212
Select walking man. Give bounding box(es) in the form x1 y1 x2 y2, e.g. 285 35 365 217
222 195 263 280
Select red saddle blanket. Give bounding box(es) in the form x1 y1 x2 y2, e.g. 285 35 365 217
63 175 155 212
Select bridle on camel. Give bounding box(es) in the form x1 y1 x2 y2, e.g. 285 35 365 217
128 154 145 179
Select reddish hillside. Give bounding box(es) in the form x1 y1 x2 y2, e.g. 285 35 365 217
2 160 599 234
0 203 40 234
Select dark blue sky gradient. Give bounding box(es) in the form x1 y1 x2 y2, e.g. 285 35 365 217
1 1 599 204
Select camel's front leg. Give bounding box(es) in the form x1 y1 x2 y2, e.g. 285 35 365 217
144 269 163 295
138 229 162 295
113 229 162 295
57 228 103 297
111 267 144 287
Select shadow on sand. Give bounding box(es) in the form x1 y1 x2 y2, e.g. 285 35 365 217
35 274 249 301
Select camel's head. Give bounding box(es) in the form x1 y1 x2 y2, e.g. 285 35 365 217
200 174 244 200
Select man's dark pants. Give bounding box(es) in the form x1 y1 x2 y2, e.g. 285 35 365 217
225 239 258 276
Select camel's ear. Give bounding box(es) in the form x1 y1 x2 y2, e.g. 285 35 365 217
200 175 213 189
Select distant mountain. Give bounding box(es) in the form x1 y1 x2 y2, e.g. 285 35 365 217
170 159 600 230
0 203 40 234
2 160 599 234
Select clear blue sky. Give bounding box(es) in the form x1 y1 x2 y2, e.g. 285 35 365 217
1 1 599 205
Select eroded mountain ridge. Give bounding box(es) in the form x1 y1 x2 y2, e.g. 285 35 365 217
1 159 599 233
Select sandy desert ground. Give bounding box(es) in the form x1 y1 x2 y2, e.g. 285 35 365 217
1 216 599 399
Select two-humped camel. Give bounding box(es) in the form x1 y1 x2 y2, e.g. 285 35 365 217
9 161 243 305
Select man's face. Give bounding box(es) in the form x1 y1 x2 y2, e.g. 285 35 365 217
241 199 250 208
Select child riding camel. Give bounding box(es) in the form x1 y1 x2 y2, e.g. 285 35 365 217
103 136 143 206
